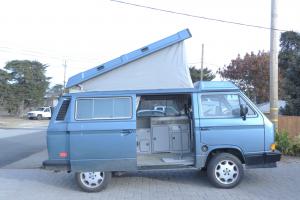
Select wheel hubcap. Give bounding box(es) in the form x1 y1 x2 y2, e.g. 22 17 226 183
215 160 239 185
80 172 104 188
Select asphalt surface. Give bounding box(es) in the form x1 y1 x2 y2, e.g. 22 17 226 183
0 129 46 168
1 157 300 200
0 127 300 199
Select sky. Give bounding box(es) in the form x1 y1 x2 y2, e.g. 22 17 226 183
0 0 299 87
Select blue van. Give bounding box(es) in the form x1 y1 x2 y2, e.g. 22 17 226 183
43 81 281 192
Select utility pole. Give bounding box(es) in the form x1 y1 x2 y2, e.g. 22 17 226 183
63 60 67 94
269 0 279 129
201 43 204 81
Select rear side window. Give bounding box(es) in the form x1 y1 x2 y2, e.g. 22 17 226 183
75 97 132 120
56 98 71 121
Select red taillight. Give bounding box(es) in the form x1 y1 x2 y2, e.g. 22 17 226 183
59 151 68 158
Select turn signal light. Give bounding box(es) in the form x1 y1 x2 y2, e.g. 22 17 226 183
270 143 276 151
59 151 68 158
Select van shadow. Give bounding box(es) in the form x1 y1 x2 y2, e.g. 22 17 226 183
0 168 257 192
0 168 211 191
113 169 212 188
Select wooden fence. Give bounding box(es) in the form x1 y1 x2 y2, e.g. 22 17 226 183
278 116 300 138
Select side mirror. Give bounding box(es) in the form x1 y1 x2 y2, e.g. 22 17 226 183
240 105 248 120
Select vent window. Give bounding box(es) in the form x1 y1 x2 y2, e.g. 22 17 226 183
56 99 70 121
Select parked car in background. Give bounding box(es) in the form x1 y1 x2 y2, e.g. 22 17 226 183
27 106 52 120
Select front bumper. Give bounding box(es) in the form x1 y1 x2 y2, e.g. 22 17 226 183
265 150 281 163
27 114 37 118
245 150 281 169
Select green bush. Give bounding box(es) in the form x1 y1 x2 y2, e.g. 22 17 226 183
275 130 300 156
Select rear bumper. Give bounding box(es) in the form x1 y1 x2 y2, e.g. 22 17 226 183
42 160 70 171
245 150 281 169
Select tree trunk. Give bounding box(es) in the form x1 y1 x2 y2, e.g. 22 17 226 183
18 100 24 118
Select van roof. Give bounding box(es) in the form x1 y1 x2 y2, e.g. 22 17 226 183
194 81 239 91
65 81 239 97
66 29 192 88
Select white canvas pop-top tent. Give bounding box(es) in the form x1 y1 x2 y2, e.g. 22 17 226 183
66 29 193 92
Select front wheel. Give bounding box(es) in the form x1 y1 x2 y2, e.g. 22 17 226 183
75 171 111 192
207 153 244 188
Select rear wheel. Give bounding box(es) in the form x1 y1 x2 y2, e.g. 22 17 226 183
37 115 42 120
75 171 111 192
207 153 243 188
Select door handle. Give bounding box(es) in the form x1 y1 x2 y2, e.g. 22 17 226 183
200 127 210 131
121 129 132 136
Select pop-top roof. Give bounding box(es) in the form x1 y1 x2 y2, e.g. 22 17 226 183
66 29 192 88
65 81 239 96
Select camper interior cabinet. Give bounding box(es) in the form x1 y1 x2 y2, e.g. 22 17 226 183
151 117 190 153
136 94 194 167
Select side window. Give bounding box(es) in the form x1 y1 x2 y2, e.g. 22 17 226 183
239 97 256 116
201 94 240 118
114 98 132 118
56 99 71 121
94 98 113 118
76 97 132 120
76 99 93 119
200 94 256 118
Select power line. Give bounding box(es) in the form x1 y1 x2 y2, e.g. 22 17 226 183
0 46 100 64
110 0 289 32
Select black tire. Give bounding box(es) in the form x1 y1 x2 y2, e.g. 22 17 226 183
207 153 244 189
200 167 207 171
37 115 42 120
75 171 111 192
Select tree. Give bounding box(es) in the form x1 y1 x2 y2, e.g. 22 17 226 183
218 51 283 104
48 84 64 96
279 31 300 115
3 60 51 116
189 66 215 82
0 69 10 106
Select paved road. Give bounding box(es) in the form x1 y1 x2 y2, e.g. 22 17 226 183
0 157 300 200
0 128 46 168
0 127 299 199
